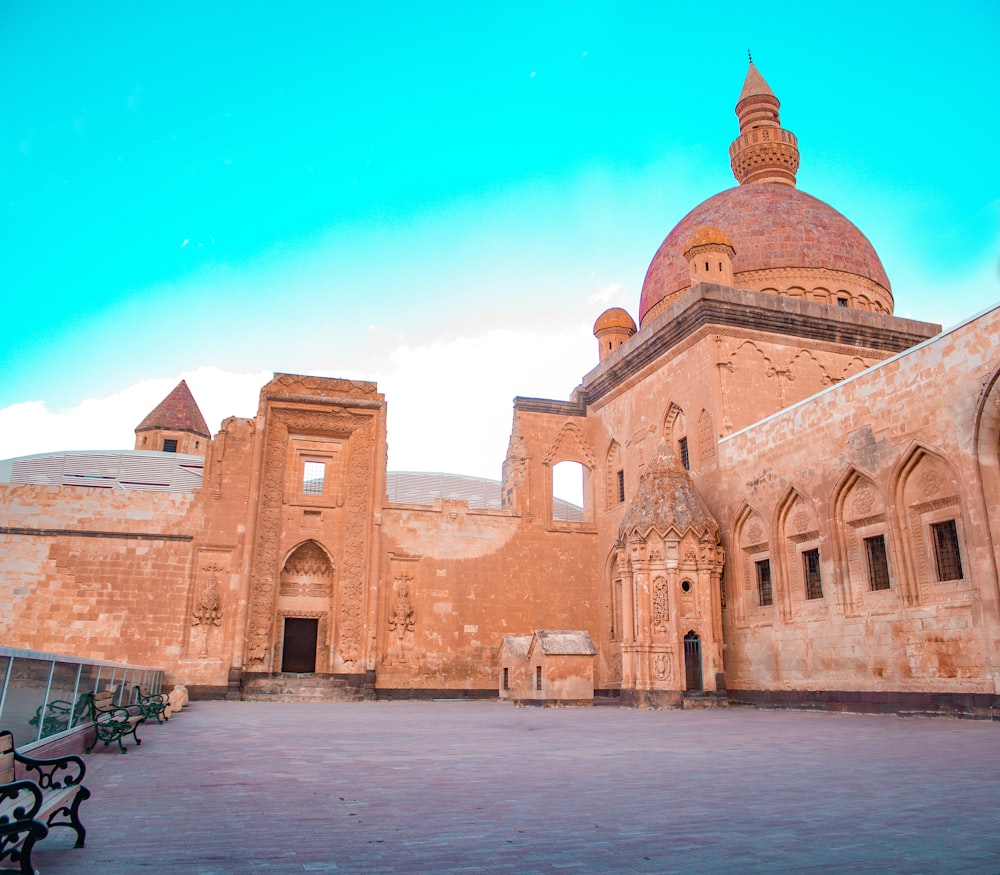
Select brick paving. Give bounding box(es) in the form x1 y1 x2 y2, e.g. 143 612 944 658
30 701 1000 873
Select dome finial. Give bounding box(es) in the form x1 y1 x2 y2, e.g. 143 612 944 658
728 61 799 186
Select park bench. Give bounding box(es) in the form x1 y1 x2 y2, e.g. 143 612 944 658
83 690 144 754
132 685 171 725
0 728 90 874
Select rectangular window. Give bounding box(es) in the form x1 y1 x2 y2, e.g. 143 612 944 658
931 520 964 581
837 297 848 308
302 461 325 496
679 437 690 471
502 667 509 691
162 439 178 453
864 535 891 591
616 469 625 504
535 665 542 691
803 548 823 599
755 559 772 607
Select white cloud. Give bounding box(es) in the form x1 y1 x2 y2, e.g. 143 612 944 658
0 332 596 482
586 280 625 307
0 368 271 462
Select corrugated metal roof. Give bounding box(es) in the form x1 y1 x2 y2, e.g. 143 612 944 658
0 450 204 493
385 471 582 518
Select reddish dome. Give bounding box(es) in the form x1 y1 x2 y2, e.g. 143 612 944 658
639 184 891 325
594 307 637 335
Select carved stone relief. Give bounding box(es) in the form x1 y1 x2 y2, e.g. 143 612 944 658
191 555 226 657
652 576 669 632
388 572 416 657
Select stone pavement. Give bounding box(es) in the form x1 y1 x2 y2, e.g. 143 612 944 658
31 701 1000 873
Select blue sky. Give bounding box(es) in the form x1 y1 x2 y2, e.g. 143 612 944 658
2 2 998 479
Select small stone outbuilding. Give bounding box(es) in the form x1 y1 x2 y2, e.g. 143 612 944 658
501 630 596 706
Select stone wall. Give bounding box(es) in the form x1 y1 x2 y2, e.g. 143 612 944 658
0 485 204 675
706 305 1000 698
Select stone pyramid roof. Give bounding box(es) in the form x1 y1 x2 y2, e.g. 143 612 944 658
135 380 211 437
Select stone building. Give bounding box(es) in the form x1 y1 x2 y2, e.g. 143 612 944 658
2 63 998 714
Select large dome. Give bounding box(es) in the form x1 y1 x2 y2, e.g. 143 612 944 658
638 183 892 324
637 62 893 327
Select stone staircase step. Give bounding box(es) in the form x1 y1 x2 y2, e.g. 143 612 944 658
241 674 367 702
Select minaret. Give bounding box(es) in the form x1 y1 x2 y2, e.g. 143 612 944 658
728 61 800 186
134 379 211 456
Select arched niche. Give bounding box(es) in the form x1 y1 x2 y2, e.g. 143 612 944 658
832 467 897 614
732 503 773 624
893 444 968 602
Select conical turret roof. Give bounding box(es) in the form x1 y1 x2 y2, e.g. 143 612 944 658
135 380 211 437
737 61 777 105
619 445 719 542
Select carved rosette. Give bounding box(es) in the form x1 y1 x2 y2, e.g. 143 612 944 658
245 407 374 668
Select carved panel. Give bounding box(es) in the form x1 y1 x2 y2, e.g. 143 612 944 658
652 576 669 632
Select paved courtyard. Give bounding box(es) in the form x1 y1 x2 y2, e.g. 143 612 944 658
30 700 1000 873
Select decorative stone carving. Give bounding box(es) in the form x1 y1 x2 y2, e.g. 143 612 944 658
918 466 945 499
191 558 225 657
388 574 416 656
653 652 672 681
852 486 875 516
652 577 669 632
542 421 597 468
747 523 763 544
280 540 334 597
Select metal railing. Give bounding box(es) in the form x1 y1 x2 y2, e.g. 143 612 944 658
0 646 165 750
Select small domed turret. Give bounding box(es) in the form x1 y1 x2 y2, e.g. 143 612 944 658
593 307 637 362
684 226 735 288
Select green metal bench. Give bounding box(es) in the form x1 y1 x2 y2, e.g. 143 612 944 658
132 685 171 725
0 729 90 874
83 690 145 754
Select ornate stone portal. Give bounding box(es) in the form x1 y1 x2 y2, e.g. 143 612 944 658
242 376 385 678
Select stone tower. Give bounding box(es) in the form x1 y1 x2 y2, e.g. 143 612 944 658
134 379 211 456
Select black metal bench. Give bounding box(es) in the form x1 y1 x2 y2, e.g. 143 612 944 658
84 690 145 754
0 729 90 874
132 685 170 725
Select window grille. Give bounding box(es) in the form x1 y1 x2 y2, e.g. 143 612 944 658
803 548 822 599
679 437 690 471
931 520 964 581
535 665 542 691
162 439 178 453
503 667 509 691
302 461 325 496
864 535 891 591
755 559 772 607
616 469 625 504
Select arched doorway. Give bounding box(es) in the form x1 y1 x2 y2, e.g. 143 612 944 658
684 631 703 691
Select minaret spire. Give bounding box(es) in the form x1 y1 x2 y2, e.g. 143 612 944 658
728 61 800 186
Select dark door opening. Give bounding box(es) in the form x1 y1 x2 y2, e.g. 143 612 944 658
684 631 703 691
281 617 318 673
